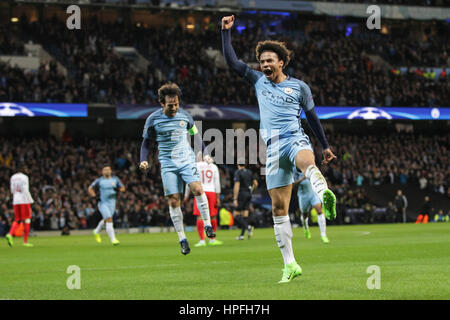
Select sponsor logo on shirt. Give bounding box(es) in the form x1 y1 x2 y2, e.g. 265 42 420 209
261 90 295 104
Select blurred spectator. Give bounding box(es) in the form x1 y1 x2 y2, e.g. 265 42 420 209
394 189 408 223
386 201 396 223
433 209 449 222
0 216 6 236
415 195 433 223
0 15 447 107
50 214 59 230
0 130 448 229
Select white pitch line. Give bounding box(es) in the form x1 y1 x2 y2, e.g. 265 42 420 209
355 231 371 236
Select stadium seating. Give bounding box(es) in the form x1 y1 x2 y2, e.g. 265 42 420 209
1 14 448 106
0 129 447 232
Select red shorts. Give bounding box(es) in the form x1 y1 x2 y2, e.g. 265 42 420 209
13 204 32 221
193 192 218 217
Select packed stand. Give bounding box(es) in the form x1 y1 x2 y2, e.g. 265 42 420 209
323 132 448 195
315 0 448 6
1 15 448 106
0 136 245 233
92 0 450 7
0 129 448 232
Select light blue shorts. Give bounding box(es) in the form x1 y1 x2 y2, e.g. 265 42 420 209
265 132 313 190
298 190 321 213
98 201 116 220
161 161 200 196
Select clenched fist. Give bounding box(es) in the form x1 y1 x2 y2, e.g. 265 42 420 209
222 15 235 30
321 148 337 165
139 161 149 171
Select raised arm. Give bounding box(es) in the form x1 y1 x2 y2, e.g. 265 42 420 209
221 15 247 77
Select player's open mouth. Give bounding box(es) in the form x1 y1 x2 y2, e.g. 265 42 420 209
263 69 273 76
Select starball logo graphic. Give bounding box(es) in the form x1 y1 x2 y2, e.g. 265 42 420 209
0 103 34 117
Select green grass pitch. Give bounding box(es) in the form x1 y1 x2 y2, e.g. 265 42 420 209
1 223 449 300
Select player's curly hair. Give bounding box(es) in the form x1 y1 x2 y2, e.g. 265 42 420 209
158 82 182 104
255 40 292 69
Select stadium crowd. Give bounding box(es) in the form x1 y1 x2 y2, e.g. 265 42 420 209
0 30 25 55
92 0 449 7
316 0 448 6
1 15 448 106
0 130 447 233
324 132 448 194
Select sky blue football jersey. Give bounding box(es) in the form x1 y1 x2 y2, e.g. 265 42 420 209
293 169 314 195
142 108 196 169
244 67 315 143
90 176 123 203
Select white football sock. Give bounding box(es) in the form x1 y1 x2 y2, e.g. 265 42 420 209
273 215 296 266
169 206 186 241
300 215 309 230
317 213 327 237
305 165 328 201
195 194 212 227
94 219 104 234
105 222 116 242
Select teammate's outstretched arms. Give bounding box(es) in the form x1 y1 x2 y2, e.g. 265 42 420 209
139 138 151 172
221 15 248 77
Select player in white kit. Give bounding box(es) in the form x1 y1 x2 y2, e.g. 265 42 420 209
6 166 34 247
185 155 223 247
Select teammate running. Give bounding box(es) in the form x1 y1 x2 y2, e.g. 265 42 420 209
221 15 337 283
293 169 329 244
88 164 125 246
139 82 215 255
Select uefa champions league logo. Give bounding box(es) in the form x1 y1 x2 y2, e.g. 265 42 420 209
347 107 392 120
0 103 35 117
